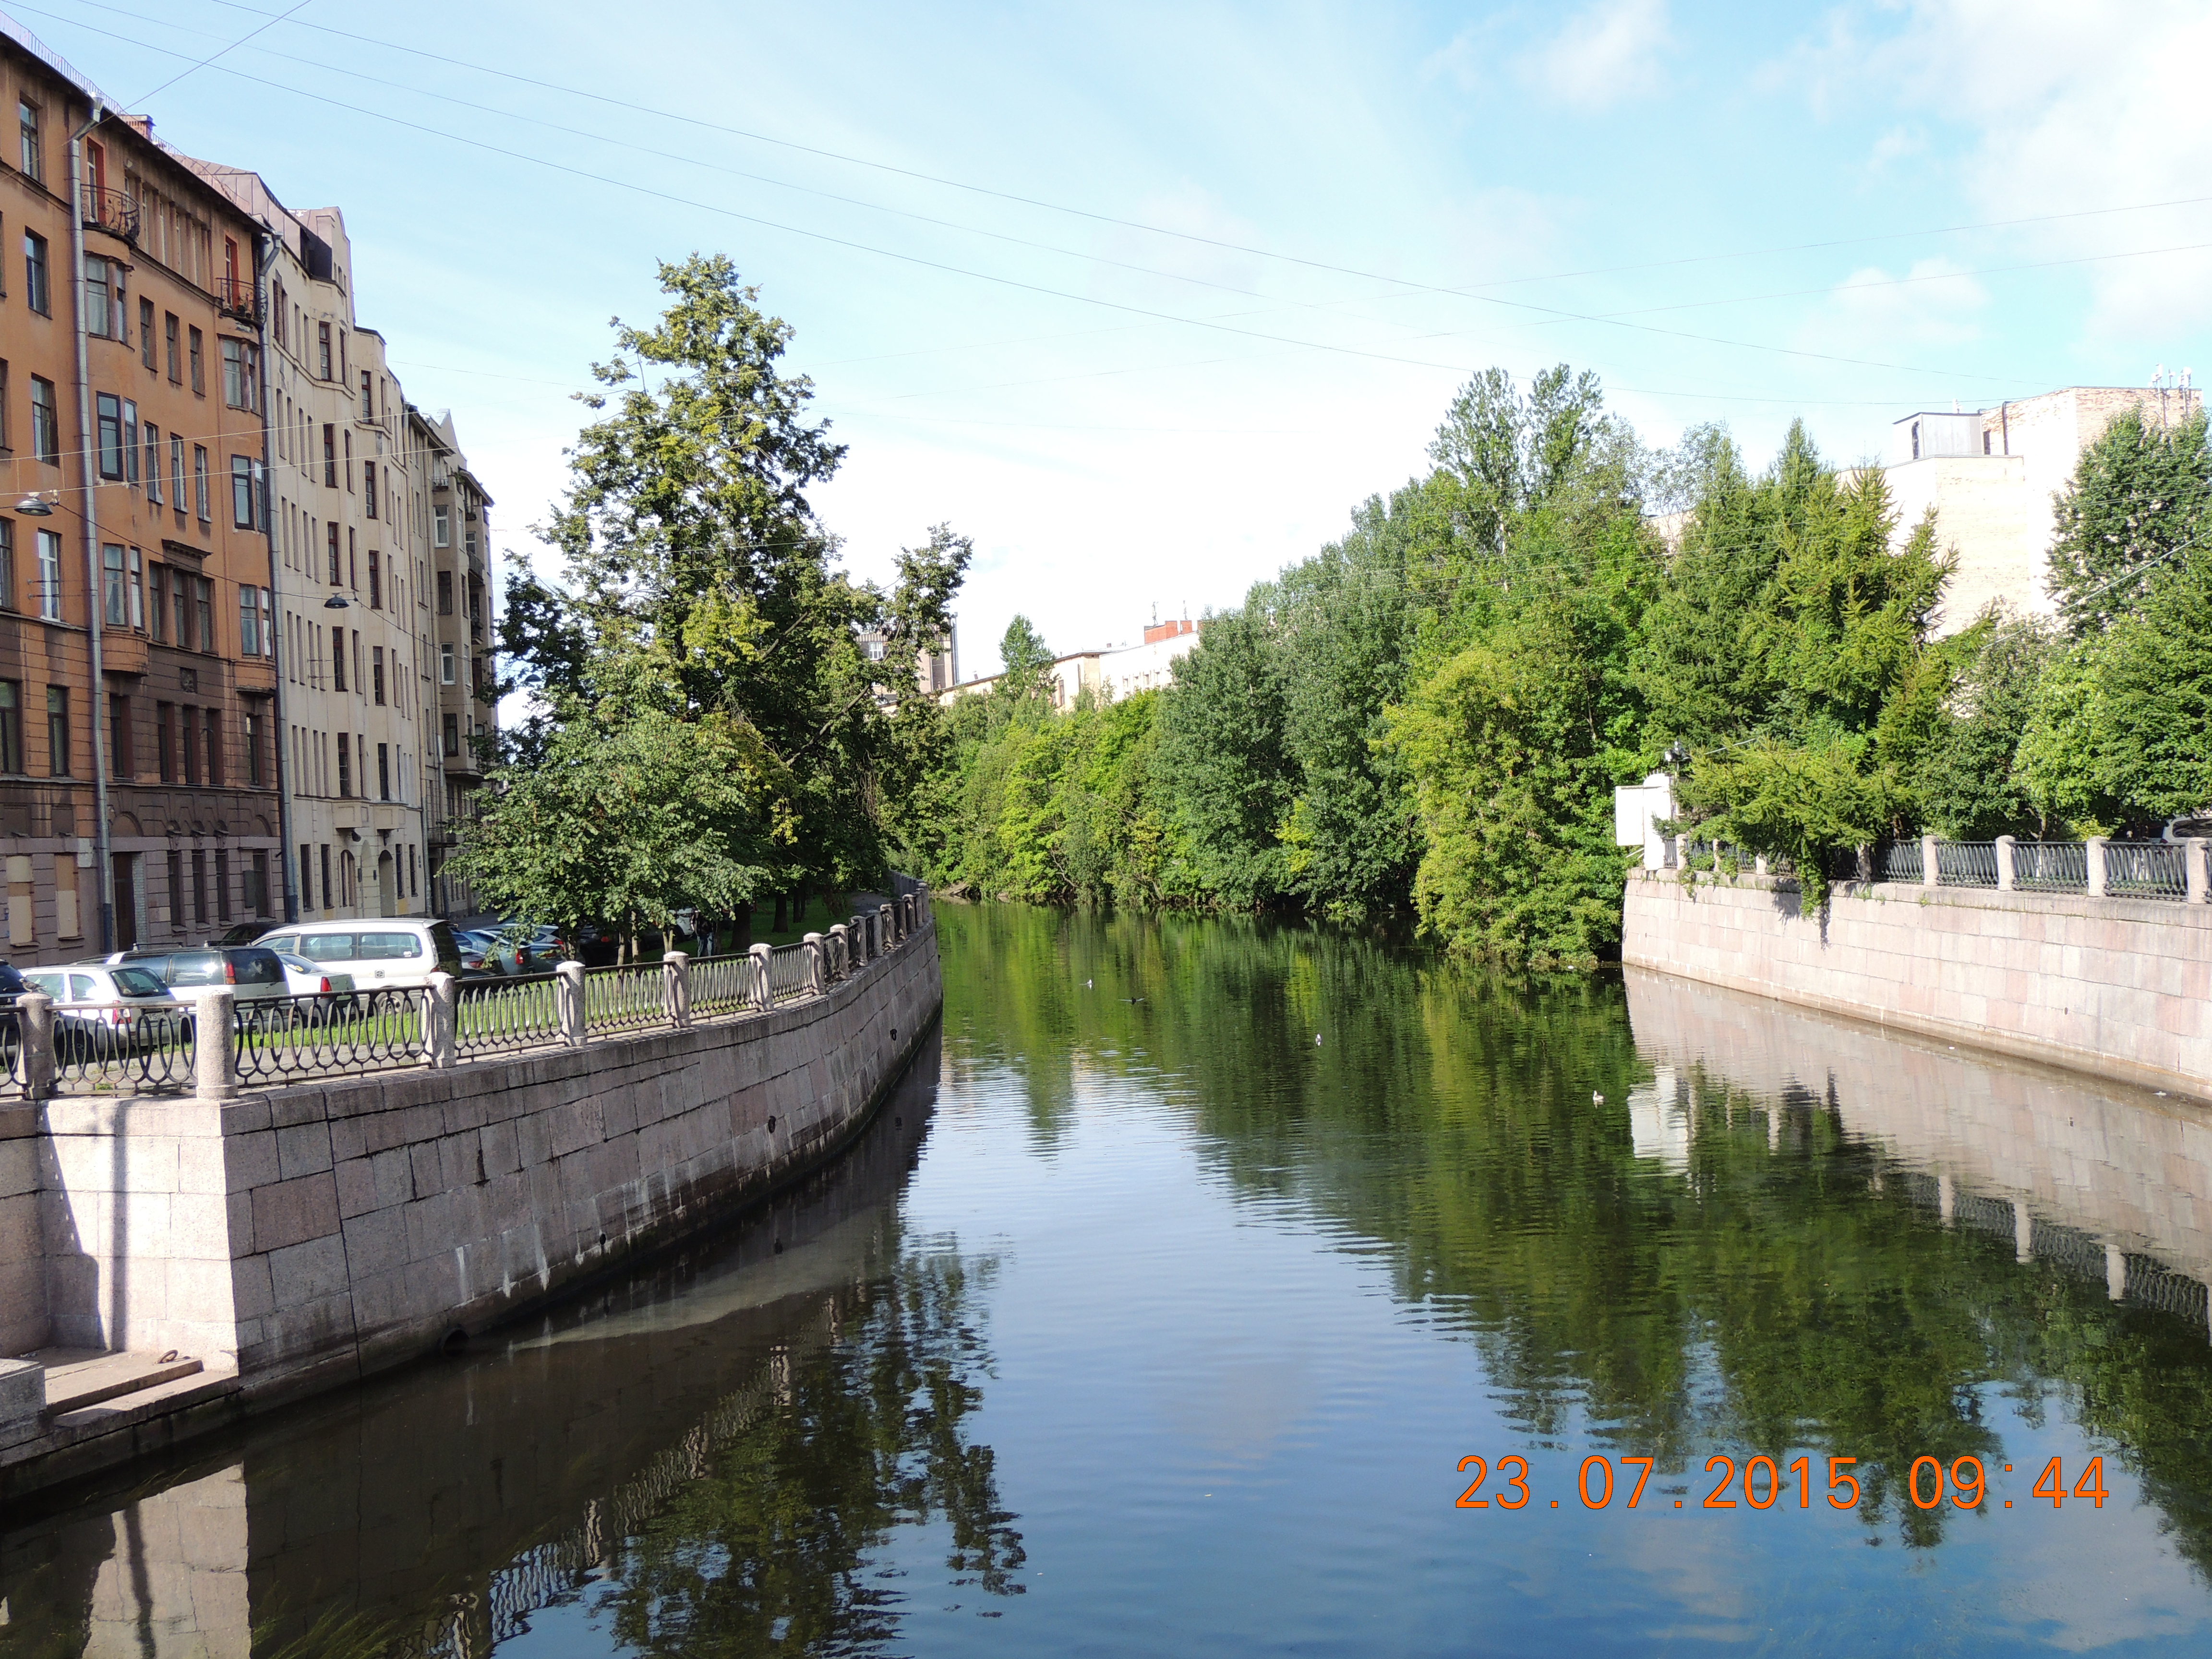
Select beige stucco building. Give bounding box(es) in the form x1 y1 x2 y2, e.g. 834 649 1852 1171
1884 384 2203 634
409 406 496 918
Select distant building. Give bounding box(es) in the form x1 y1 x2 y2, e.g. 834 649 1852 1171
936 613 1205 708
1884 384 2202 632
856 623 958 699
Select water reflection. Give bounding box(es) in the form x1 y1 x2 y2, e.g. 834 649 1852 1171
0 1032 1028 1657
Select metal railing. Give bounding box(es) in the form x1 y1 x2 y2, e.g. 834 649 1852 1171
2106 841 2188 901
80 183 140 241
582 964 665 1034
1878 840 1923 883
456 973 562 1058
8 889 931 1100
48 1004 195 1094
2012 841 2087 892
1936 842 1999 888
234 991 425 1086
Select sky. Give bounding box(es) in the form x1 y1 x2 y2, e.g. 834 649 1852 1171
22 0 2212 676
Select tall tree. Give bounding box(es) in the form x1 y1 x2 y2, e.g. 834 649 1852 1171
2046 407 2212 636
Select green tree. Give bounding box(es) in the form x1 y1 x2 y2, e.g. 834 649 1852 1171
1912 612 2060 838
2047 406 2212 636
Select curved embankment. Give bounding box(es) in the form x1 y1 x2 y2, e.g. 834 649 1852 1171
1 908 942 1501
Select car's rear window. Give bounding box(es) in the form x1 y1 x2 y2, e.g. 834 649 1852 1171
163 953 226 986
22 971 62 998
234 951 285 985
110 967 167 998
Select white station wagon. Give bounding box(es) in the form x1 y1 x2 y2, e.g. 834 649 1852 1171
253 920 466 994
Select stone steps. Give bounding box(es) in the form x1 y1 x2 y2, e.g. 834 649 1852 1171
33 1349 205 1416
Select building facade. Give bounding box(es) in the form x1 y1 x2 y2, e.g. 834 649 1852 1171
410 405 496 919
1884 384 2206 634
0 32 284 963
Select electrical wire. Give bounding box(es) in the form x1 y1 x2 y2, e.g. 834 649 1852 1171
102 0 313 110
24 1 2048 388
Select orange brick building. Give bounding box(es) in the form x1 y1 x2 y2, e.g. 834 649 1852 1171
0 31 280 961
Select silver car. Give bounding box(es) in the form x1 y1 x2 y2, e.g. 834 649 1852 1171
19 964 182 1058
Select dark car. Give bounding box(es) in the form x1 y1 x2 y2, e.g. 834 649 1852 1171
205 922 273 948
108 947 289 1007
0 961 26 1009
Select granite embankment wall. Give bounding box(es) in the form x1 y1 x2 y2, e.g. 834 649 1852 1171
1622 867 2212 1099
2 910 941 1499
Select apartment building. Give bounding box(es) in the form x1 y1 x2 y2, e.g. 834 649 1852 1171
183 162 433 923
409 405 496 919
0 30 283 963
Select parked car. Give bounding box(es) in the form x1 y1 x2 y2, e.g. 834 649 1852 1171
452 931 508 979
274 952 356 1002
108 947 290 1008
252 921 465 993
0 961 26 1010
205 922 274 948
18 964 182 1057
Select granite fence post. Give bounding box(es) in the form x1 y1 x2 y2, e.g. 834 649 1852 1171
2087 837 2110 899
426 973 458 1069
16 992 53 1101
1921 833 1940 888
803 932 826 995
1996 835 2017 893
878 902 894 951
194 990 238 1102
749 942 774 1010
2188 838 2210 904
556 961 588 1046
663 951 692 1029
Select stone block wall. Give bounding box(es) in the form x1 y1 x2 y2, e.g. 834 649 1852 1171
1623 869 2212 1098
1 1105 42 1355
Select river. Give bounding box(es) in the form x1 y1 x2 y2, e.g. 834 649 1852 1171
5 902 2212 1656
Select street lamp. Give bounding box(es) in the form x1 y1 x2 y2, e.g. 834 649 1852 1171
12 493 56 516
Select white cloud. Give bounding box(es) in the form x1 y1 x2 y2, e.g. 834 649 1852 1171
1518 0 1673 111
1773 1 2212 342
1799 256 1990 358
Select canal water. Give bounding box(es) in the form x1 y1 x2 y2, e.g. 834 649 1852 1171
6 903 2212 1656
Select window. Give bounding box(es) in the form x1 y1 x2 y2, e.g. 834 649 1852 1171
372 645 385 705
30 376 57 463
332 625 347 691
128 549 143 629
436 570 453 614
204 709 221 787
194 446 210 522
0 360 8 450
319 844 331 911
165 313 180 382
377 743 390 801
191 851 206 924
148 566 165 642
108 694 132 777
273 280 285 347
156 702 174 781
122 401 138 483
239 586 260 656
96 393 124 479
367 550 381 609
0 519 10 611
36 529 60 620
438 642 455 684
343 431 352 491
23 233 46 315
17 99 39 182
220 339 259 410
46 685 68 775
317 321 331 379
231 456 256 528
363 461 377 517
247 850 268 916
433 504 450 548
140 298 156 369
245 711 264 788
337 732 351 797
442 712 459 757
322 423 336 486
259 589 273 657
188 327 204 395
172 565 190 647
144 422 160 502
360 368 372 416
186 705 204 786
0 681 18 772
326 522 340 585
300 844 314 911
85 256 111 338
195 576 213 654
353 631 362 692
169 434 184 506
102 544 125 625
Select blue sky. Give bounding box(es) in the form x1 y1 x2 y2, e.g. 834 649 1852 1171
24 0 2212 674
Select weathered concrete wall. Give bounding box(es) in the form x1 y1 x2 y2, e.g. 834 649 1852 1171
1622 868 2212 1099
3 913 941 1498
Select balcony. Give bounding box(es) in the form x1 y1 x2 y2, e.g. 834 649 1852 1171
81 185 140 243
215 274 259 326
